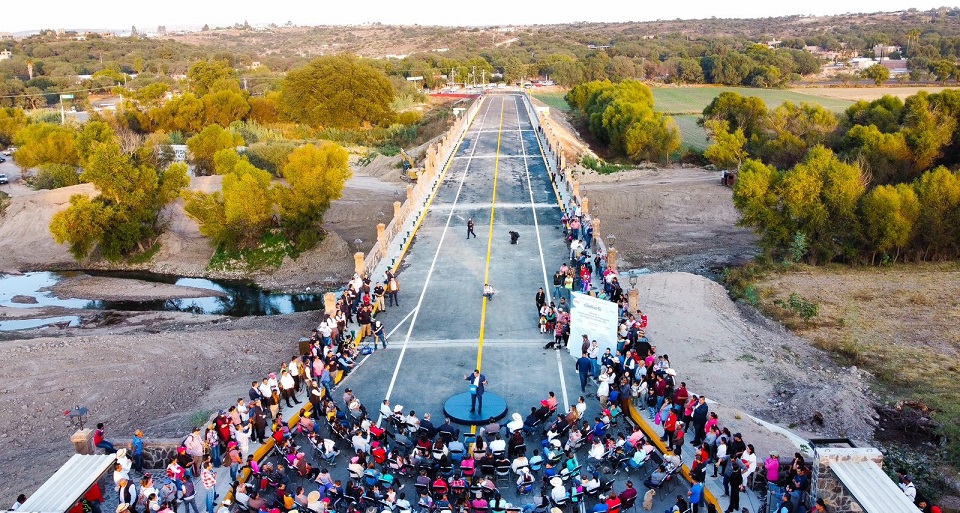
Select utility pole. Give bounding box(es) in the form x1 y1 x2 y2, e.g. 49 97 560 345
481 69 486 85
472 66 477 88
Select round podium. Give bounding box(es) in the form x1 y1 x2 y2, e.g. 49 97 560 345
443 392 508 425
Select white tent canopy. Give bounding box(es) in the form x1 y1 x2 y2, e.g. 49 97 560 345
19 454 116 513
830 459 919 513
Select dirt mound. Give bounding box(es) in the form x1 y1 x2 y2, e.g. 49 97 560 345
358 153 403 182
0 184 97 272
640 272 877 449
581 167 757 274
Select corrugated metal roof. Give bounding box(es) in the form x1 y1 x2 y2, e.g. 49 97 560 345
830 460 918 513
19 454 117 513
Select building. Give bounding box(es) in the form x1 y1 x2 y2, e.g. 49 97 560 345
0 49 11 60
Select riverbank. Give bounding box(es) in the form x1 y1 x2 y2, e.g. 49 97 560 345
47 274 228 301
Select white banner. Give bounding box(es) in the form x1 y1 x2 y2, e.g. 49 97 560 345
568 291 618 358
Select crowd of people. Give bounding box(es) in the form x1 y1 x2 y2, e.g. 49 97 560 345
77 268 406 513
48 139 943 513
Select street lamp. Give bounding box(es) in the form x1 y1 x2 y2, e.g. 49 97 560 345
65 405 88 430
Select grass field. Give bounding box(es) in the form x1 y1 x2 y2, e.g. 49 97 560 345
672 114 709 151
652 86 855 114
751 262 960 469
531 91 571 112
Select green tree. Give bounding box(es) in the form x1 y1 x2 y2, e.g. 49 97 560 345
841 124 914 184
33 163 80 189
186 124 243 175
732 158 785 253
0 107 28 147
860 183 919 262
202 89 250 127
187 60 237 96
902 91 956 171
183 152 275 249
862 64 891 85
280 55 394 129
50 195 108 260
929 59 957 83
150 93 205 133
704 119 747 170
12 123 78 169
75 121 116 167
912 166 960 259
276 143 351 245
49 140 188 261
702 92 768 142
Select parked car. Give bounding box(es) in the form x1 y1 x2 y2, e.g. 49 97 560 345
0 173 8 184
1 148 12 156
0 155 5 163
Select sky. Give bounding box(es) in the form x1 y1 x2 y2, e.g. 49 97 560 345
0 0 950 33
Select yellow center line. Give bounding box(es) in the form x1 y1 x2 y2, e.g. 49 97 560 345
476 96 506 373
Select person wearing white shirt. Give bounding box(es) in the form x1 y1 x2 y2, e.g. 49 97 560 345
506 412 524 434
588 440 605 461
489 434 507 454
511 454 529 473
575 396 587 418
741 444 758 482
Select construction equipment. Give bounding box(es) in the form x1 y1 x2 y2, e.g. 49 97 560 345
399 148 422 182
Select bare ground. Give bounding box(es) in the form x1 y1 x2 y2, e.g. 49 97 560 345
0 311 319 504
48 275 227 301
580 167 758 274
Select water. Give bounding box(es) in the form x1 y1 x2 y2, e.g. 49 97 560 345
0 271 326 318
0 316 82 331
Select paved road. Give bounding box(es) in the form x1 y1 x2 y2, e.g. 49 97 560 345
344 94 578 422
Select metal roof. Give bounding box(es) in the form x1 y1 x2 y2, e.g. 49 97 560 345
830 460 918 513
19 454 116 513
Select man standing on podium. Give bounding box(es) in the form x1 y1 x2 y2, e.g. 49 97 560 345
464 369 488 413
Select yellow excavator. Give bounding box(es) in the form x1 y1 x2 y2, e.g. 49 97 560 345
399 148 421 182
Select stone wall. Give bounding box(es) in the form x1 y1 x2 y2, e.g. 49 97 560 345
812 447 884 512
122 438 193 470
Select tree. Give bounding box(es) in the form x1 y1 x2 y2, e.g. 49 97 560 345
929 59 957 84
901 91 956 171
912 166 960 259
0 107 28 147
862 64 890 85
49 140 188 261
860 183 919 262
187 60 236 96
704 120 747 170
280 55 394 129
150 93 205 133
50 195 108 260
202 90 250 127
186 124 243 175
276 143 351 246
732 159 785 253
183 152 275 250
12 123 78 169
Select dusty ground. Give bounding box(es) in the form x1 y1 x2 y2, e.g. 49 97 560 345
48 275 227 301
634 272 876 447
0 166 402 291
580 167 758 274
0 311 319 504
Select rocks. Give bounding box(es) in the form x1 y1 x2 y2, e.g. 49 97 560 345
10 295 38 304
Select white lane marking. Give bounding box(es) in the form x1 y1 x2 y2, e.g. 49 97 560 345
381 97 495 407
385 307 418 340
513 94 569 413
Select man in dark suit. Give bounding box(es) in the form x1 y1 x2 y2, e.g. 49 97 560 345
464 369 488 413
